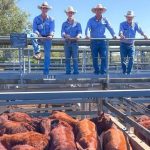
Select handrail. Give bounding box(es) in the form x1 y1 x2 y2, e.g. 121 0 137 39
0 36 150 46
0 89 150 100
0 36 150 40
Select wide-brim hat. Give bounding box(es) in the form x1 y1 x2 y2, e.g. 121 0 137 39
91 4 107 13
125 10 135 17
65 6 77 13
38 1 52 10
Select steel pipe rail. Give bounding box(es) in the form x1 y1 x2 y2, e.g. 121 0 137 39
0 89 150 100
0 36 150 46
1 47 150 52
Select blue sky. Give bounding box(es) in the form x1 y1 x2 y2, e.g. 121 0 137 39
18 0 150 38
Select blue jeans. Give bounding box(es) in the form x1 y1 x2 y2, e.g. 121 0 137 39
120 42 135 74
90 40 107 74
31 33 51 75
64 42 79 74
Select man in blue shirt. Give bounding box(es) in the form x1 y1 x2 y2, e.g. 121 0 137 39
31 1 55 76
85 4 116 74
61 6 82 74
119 10 147 75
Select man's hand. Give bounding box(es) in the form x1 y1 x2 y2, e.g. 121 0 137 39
64 34 71 40
143 34 148 40
37 34 45 41
46 35 53 40
119 34 125 40
76 35 81 40
113 36 117 40
85 35 90 39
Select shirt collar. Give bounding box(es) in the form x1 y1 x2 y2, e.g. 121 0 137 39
66 19 77 25
39 14 49 21
94 15 103 22
126 21 134 27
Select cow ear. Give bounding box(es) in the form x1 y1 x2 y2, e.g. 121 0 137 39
101 112 104 117
76 142 84 150
0 127 6 136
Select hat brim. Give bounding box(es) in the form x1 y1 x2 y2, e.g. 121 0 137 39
38 5 52 10
91 7 107 13
65 10 77 13
125 15 135 17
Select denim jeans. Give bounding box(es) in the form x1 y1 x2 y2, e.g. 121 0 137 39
90 40 107 74
31 33 51 75
120 42 135 74
64 42 79 74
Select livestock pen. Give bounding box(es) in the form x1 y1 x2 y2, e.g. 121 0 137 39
0 36 149 149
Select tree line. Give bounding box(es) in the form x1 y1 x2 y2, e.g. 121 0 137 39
0 0 30 35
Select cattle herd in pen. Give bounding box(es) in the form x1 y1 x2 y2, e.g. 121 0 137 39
0 111 149 150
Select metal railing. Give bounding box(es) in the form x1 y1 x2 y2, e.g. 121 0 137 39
0 37 150 84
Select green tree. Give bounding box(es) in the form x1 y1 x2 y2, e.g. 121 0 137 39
0 0 29 35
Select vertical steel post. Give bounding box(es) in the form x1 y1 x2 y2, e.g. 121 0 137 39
106 40 110 87
22 48 25 73
28 49 31 73
82 48 86 73
18 48 23 84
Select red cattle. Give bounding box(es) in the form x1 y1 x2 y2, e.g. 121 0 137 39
0 142 6 150
7 112 42 132
92 113 132 150
136 115 150 122
76 119 100 150
39 118 51 137
0 131 49 150
49 120 77 150
100 125 132 150
0 113 8 123
0 120 35 135
8 112 32 123
91 113 113 135
49 111 78 127
12 145 36 150
135 115 150 146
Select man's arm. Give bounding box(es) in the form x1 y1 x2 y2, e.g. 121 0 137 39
105 19 116 39
76 23 82 39
33 17 40 36
47 19 55 39
85 19 91 39
136 23 148 39
119 23 125 39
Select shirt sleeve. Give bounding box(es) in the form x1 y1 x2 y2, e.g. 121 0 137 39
136 23 144 35
61 22 66 38
85 19 91 37
105 19 116 37
33 17 39 35
119 23 124 36
50 19 55 36
77 23 82 37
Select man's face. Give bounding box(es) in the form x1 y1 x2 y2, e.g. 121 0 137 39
67 11 74 19
95 9 103 16
41 7 49 14
126 16 134 24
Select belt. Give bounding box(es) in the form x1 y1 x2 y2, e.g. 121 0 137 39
120 42 134 46
65 39 77 44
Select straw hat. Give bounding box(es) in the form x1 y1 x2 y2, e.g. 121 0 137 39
125 10 135 17
65 6 77 13
38 1 52 10
91 4 107 13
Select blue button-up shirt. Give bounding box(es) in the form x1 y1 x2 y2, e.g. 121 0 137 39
33 15 55 37
61 20 82 38
119 21 144 44
85 16 115 38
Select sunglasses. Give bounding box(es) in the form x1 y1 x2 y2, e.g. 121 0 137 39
42 7 48 10
68 12 74 14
